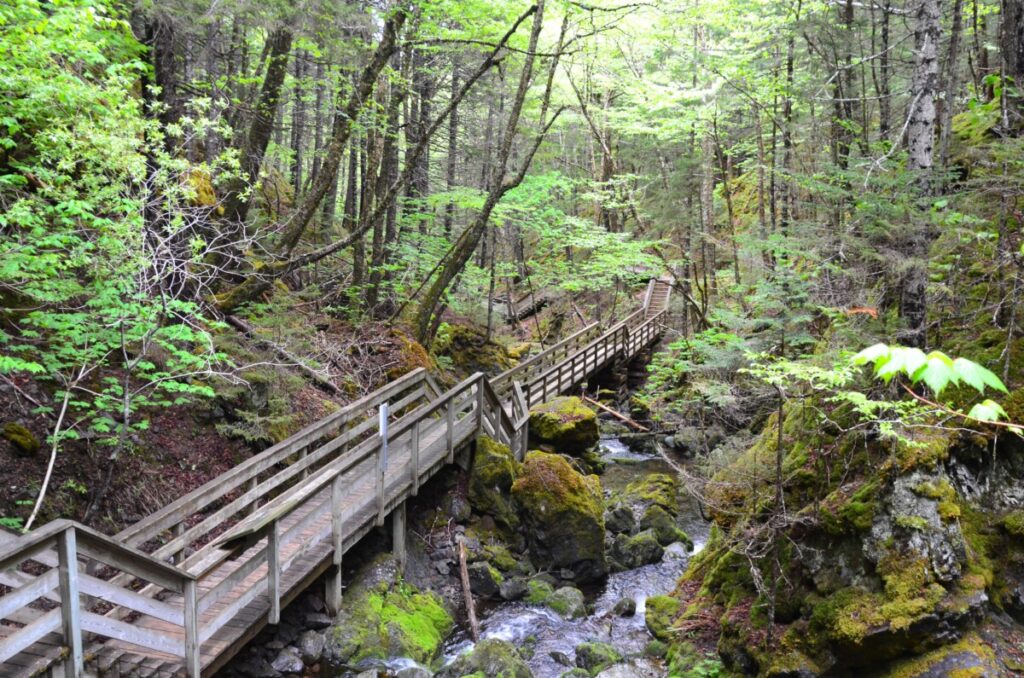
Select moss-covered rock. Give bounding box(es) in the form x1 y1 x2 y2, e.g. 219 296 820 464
528 397 600 453
609 529 664 571
574 641 621 674
639 505 692 547
512 451 607 582
467 561 504 599
469 435 521 530
623 473 679 514
436 638 534 678
433 323 514 376
322 555 453 669
645 594 680 642
524 579 587 618
3 422 40 456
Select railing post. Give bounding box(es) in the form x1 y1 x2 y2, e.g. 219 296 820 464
377 403 389 526
445 399 455 464
183 578 200 678
268 520 280 624
56 528 83 678
173 522 185 564
327 475 344 614
410 420 421 496
392 501 407 573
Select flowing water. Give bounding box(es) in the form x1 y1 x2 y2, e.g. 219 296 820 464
441 438 710 677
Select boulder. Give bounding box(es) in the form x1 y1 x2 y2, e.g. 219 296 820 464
528 397 599 453
499 577 529 601
605 503 636 535
296 630 325 665
644 595 680 642
609 530 664 571
270 646 303 674
322 555 453 668
468 561 504 599
436 638 533 678
575 641 621 674
512 451 607 582
639 505 692 548
525 579 587 619
612 597 637 617
469 436 521 529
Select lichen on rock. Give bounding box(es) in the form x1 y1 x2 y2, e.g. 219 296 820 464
468 435 521 530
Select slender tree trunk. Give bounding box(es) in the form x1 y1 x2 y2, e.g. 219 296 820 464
901 0 942 347
443 55 460 236
939 0 965 168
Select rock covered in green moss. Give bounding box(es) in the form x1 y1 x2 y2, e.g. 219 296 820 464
322 555 453 669
574 641 621 674
469 435 521 530
639 505 692 547
528 397 600 453
3 422 39 456
436 638 534 678
608 529 664 571
644 594 679 642
433 323 513 376
512 451 607 582
467 561 504 599
524 579 587 618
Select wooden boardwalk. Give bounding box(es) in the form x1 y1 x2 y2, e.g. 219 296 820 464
0 279 671 677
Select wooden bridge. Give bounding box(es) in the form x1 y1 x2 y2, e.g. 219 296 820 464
0 279 672 677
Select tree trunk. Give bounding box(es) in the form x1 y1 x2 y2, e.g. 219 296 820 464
443 55 460 236
901 0 942 347
220 25 293 225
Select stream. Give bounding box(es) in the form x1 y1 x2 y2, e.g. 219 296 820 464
439 437 710 677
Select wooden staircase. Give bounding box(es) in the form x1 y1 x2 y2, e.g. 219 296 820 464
0 278 671 678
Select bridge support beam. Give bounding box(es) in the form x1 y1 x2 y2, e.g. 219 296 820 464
393 501 407 573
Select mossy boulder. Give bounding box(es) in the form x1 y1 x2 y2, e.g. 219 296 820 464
525 579 587 619
511 451 607 582
608 529 664 571
469 436 521 530
322 555 453 669
528 397 599 453
3 422 40 457
622 473 679 514
639 505 692 548
644 594 680 642
436 638 534 678
467 561 504 599
433 323 513 376
574 641 621 674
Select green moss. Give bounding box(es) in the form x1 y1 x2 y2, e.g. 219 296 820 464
528 396 599 452
820 479 880 534
525 579 555 605
891 429 955 471
468 435 521 530
623 473 679 513
2 422 39 455
882 633 996 678
895 515 929 531
330 579 454 666
810 552 946 645
1000 509 1024 538
639 504 692 547
645 594 681 642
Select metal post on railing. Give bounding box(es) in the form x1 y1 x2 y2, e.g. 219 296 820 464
183 579 200 678
377 403 389 526
56 528 83 678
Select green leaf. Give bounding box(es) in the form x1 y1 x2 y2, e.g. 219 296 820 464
952 358 1008 394
967 399 1008 423
912 354 957 395
851 343 890 366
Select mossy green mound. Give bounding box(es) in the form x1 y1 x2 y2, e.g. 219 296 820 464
645 594 680 642
512 451 607 581
469 435 521 530
623 473 680 514
2 422 39 456
323 561 453 669
574 641 621 674
528 396 599 453
524 579 587 618
639 504 692 547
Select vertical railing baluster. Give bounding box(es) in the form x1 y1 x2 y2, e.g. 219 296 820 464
410 420 420 496
183 578 200 678
377 403 390 526
57 528 83 678
446 397 455 463
327 475 344 614
268 520 281 624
